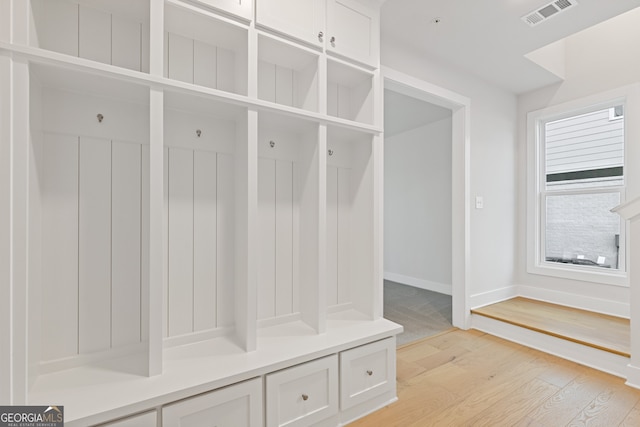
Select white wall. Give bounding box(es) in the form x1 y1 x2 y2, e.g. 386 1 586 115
384 117 452 294
516 7 640 316
381 40 519 305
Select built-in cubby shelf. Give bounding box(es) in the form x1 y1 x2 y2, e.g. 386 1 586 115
327 58 374 125
27 64 152 386
29 0 151 73
164 0 248 95
3 0 393 424
258 33 320 113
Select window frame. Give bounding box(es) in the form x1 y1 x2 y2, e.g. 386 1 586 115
526 88 633 287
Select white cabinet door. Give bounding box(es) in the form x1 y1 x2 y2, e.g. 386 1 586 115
188 0 253 21
162 378 263 427
339 338 395 410
266 355 338 427
256 0 326 47
100 411 157 427
326 0 379 66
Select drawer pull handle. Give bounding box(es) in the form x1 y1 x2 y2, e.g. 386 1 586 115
366 370 373 376
302 394 309 401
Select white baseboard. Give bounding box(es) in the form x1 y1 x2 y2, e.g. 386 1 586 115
469 286 518 309
471 314 629 379
384 272 451 295
515 284 630 318
626 364 640 389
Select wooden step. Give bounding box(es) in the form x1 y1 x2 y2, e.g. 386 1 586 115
471 297 630 357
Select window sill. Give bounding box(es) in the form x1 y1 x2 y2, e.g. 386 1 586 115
528 262 629 287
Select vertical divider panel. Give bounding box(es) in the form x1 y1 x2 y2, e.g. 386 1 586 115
326 165 338 306
337 167 351 305
148 88 164 376
149 0 165 76
235 109 257 351
193 150 217 331
112 141 142 347
0 52 10 403
275 160 294 316
78 137 112 354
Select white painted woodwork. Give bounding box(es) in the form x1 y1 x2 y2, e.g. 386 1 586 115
186 0 253 21
112 15 143 72
3 0 394 423
265 355 339 427
326 0 379 67
79 4 111 64
256 0 325 47
162 377 262 427
168 148 195 337
193 151 218 332
41 135 79 361
339 337 395 410
111 141 142 347
78 137 112 354
30 0 79 56
101 411 157 427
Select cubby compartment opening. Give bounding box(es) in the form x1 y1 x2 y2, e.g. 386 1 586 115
164 0 248 96
29 0 150 73
258 34 319 113
257 112 321 332
326 126 376 319
26 64 152 395
162 90 246 349
327 59 374 125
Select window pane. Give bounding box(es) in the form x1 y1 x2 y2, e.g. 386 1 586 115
545 192 621 270
545 106 624 190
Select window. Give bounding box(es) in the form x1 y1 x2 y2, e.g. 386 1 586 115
527 91 631 286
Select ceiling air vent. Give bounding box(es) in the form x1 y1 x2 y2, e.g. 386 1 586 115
522 0 578 27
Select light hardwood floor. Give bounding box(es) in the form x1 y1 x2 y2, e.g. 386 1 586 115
349 329 640 426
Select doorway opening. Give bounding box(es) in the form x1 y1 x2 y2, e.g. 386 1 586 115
383 68 470 345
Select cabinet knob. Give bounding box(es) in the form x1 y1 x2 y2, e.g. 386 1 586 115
330 36 336 46
366 370 373 376
318 31 324 42
302 394 309 401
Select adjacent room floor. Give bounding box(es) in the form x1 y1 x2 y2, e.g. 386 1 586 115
383 280 453 346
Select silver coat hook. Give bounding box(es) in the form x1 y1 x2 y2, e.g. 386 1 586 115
328 149 334 156
196 129 202 137
270 140 275 148
97 113 104 123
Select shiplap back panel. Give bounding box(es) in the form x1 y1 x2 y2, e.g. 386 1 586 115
41 135 147 361
41 135 79 361
258 158 295 320
326 165 351 307
166 148 234 337
78 137 112 354
31 0 148 72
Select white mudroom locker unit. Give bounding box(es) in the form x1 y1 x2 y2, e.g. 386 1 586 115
0 0 401 425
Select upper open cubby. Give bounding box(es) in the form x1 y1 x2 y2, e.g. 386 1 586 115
27 63 152 390
164 0 248 96
258 33 320 113
326 125 377 319
327 58 374 125
257 111 321 331
29 0 150 73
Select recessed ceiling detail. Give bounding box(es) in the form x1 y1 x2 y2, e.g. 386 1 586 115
522 0 578 27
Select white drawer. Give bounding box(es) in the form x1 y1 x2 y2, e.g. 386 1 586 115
266 355 339 427
339 337 395 410
162 377 263 427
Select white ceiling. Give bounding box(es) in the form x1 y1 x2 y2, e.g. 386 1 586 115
381 0 640 94
384 89 451 137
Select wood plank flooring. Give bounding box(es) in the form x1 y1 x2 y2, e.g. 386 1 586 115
349 329 640 426
471 297 630 357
